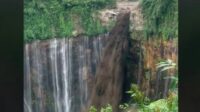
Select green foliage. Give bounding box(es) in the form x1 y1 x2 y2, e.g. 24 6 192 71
89 104 113 112
138 92 178 112
106 19 116 31
126 84 150 105
156 59 177 72
122 59 178 112
81 10 107 36
24 0 115 42
156 59 178 91
89 106 98 112
100 104 113 112
166 74 178 92
139 99 169 112
120 83 177 112
141 0 178 39
123 83 178 112
90 59 178 112
119 103 129 110
167 92 178 112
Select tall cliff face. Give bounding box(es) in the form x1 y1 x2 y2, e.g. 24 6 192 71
24 34 110 112
139 39 178 99
88 12 130 112
126 38 178 101
24 12 131 112
24 10 177 112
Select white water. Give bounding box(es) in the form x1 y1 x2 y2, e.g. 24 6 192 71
24 34 109 112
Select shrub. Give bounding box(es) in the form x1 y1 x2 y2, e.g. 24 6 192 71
89 104 113 112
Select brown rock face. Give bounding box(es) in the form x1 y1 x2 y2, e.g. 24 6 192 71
87 12 130 112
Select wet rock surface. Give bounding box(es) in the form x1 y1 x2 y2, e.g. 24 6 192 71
88 12 130 112
24 11 177 112
24 34 109 112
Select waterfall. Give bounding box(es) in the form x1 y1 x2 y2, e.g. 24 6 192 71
24 34 109 112
24 44 32 112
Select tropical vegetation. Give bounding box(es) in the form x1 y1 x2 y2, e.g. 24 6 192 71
141 0 178 39
90 59 178 112
24 0 115 42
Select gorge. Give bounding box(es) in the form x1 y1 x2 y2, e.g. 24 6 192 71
24 11 177 112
